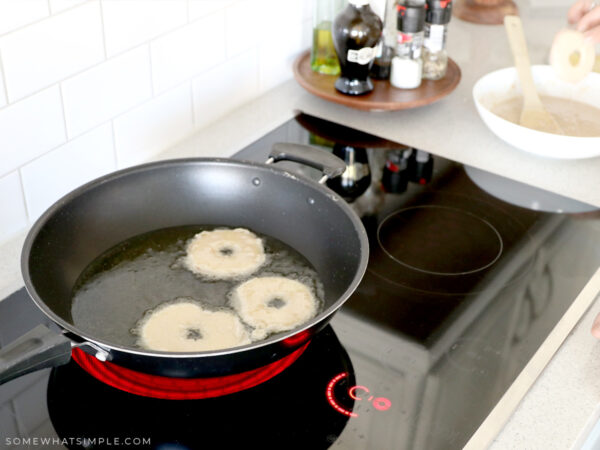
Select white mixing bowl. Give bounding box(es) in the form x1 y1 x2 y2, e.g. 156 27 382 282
472 65 600 159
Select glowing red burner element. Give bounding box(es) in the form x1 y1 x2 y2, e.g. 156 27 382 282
282 329 311 347
72 343 309 400
326 372 357 418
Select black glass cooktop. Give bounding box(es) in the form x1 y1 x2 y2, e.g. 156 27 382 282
2 113 600 449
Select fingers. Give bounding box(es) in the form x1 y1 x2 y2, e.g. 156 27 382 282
591 312 600 338
584 25 600 44
577 4 600 32
569 0 589 24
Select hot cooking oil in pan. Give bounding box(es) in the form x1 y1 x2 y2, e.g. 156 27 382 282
70 225 324 349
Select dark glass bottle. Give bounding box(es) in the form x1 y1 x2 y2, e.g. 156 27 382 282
370 0 397 80
332 0 383 96
326 143 371 201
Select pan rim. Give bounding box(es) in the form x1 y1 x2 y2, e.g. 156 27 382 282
21 157 369 359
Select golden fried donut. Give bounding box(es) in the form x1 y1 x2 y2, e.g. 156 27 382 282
550 29 595 83
231 276 319 340
184 228 266 279
138 301 251 352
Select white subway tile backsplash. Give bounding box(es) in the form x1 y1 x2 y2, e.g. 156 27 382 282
258 0 306 41
102 0 187 57
21 123 115 221
114 84 193 168
188 0 232 21
150 12 226 94
0 171 28 239
225 1 262 58
49 0 88 14
0 0 49 36
301 18 312 50
62 46 152 138
0 2 104 102
192 49 258 129
258 20 305 92
0 87 66 176
302 0 314 21
0 0 312 243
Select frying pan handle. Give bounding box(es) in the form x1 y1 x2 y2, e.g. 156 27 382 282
268 143 346 184
0 325 72 385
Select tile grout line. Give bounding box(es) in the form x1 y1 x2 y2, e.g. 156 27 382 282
0 0 97 43
110 120 119 169
189 81 196 128
57 83 70 140
0 50 10 104
0 4 53 41
0 3 105 107
17 168 31 224
98 0 109 61
0 5 228 110
147 44 155 97
224 2 231 60
0 120 109 180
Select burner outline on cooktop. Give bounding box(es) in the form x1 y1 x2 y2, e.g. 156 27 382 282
364 189 539 297
376 205 504 277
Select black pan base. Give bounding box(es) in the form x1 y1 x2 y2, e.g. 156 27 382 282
47 326 355 450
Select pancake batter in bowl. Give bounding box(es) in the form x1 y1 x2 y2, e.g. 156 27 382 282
491 95 600 136
231 276 319 340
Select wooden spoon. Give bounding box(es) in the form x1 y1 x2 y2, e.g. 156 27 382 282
504 15 564 135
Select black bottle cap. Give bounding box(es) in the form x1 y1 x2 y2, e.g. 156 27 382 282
408 149 433 184
426 0 452 24
397 4 426 33
381 151 409 194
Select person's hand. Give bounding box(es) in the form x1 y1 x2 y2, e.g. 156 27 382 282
568 0 600 43
592 312 600 338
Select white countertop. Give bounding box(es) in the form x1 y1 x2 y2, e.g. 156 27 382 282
2 2 600 448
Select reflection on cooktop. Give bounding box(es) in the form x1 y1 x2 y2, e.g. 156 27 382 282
47 326 355 450
344 182 542 345
378 205 504 276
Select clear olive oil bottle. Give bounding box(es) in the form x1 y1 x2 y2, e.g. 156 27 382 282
310 0 346 75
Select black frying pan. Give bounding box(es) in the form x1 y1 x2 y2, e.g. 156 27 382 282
0 144 368 383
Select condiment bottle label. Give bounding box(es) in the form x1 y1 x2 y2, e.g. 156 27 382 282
397 33 413 44
347 47 376 65
424 23 446 53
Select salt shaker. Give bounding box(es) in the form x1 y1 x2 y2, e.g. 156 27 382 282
390 3 426 89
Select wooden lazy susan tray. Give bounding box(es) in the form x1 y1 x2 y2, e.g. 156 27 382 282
293 50 461 112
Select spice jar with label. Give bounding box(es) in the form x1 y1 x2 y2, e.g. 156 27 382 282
422 0 452 80
390 3 426 89
332 0 383 95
